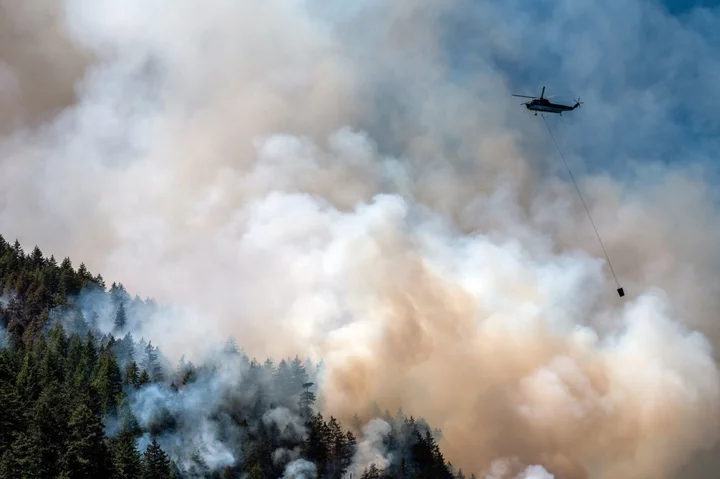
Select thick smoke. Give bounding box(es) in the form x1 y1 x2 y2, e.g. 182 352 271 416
485 459 557 479
2 0 720 478
282 459 318 479
346 418 393 477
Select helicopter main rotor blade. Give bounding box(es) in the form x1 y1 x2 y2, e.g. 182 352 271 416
512 94 537 99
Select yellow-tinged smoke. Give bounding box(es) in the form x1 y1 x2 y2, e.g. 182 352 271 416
1 1 720 477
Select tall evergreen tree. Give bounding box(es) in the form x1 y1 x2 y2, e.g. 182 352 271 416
143 439 171 479
62 403 111 478
94 353 123 416
124 361 140 388
290 355 309 391
115 302 128 333
137 369 151 387
273 359 294 405
0 358 23 451
361 464 382 479
299 382 316 420
141 342 164 383
304 413 330 477
112 429 143 479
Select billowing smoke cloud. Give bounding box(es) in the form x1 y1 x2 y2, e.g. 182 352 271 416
282 458 317 479
485 459 557 479
0 1 92 134
516 465 556 479
346 418 393 477
2 0 720 478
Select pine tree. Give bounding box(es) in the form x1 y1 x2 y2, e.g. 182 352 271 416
110 283 131 306
13 239 24 257
361 464 382 479
0 362 23 450
273 359 294 405
30 245 44 267
16 343 42 401
2 428 48 477
115 302 128 332
224 337 240 354
304 413 330 477
344 431 357 474
125 361 140 388
176 356 197 386
143 438 171 479
40 323 68 386
138 369 151 387
290 355 309 392
62 403 111 478
187 451 210 477
94 353 123 415
113 429 143 479
141 342 164 383
169 461 182 479
116 332 136 366
84 331 98 371
263 358 274 371
299 381 316 420
66 334 85 380
77 263 93 288
118 401 142 438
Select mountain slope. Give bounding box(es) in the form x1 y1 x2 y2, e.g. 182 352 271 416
0 234 467 479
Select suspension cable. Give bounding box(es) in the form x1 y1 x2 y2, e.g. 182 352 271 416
541 114 624 297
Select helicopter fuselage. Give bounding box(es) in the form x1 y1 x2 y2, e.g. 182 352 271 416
525 100 578 114
512 87 582 115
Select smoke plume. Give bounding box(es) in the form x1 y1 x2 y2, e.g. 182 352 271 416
346 418 393 477
2 0 720 477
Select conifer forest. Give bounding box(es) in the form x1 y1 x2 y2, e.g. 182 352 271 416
0 235 472 478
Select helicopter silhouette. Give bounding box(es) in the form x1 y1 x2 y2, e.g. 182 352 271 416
512 86 583 116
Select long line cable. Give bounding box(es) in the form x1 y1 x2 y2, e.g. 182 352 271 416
541 114 623 294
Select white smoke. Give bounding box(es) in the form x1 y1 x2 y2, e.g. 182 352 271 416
282 458 318 479
345 418 393 478
263 406 308 441
273 447 303 468
484 459 555 479
516 465 555 479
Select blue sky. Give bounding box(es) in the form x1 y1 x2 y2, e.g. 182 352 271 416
663 0 720 15
432 0 720 183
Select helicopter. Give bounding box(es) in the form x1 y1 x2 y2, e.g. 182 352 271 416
512 86 583 115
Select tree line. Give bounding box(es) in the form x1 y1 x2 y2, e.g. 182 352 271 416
0 234 475 478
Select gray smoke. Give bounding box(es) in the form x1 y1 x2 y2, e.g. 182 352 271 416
345 418 393 478
282 458 318 479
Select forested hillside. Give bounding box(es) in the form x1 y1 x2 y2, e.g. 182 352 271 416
0 234 473 479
